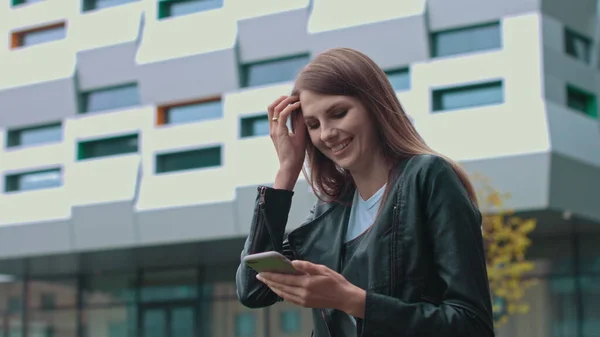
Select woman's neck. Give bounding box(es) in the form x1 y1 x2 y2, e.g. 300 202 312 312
350 157 391 201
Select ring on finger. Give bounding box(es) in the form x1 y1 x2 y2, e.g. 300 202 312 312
272 116 279 122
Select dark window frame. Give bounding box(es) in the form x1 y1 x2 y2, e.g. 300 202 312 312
4 168 62 193
77 134 139 161
157 0 223 20
155 146 223 174
432 80 504 112
566 85 598 118
240 113 269 138
81 0 139 12
430 22 502 58
6 122 62 149
240 54 310 88
564 28 591 64
78 83 140 114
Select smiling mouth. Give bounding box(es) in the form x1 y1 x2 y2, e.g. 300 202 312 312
331 138 352 154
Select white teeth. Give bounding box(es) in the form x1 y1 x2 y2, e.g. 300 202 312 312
332 139 351 153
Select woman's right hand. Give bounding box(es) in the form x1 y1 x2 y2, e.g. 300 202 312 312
268 95 307 182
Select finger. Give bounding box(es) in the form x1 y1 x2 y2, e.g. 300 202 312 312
291 110 306 137
268 285 306 307
259 272 305 287
277 102 301 136
291 261 329 275
273 96 298 122
267 96 288 121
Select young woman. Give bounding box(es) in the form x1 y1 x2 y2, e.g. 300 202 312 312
235 48 495 337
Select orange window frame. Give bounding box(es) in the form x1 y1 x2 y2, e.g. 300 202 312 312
157 96 221 126
10 21 66 49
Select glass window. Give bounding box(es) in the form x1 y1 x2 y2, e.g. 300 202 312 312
14 24 66 48
432 81 503 112
4 168 62 193
240 115 269 138
80 84 139 114
12 0 44 7
164 100 222 125
581 276 600 337
432 22 501 58
140 269 198 303
77 134 139 160
158 0 223 19
28 310 77 337
386 68 410 92
279 310 301 333
564 28 591 64
82 273 137 306
28 279 77 310
82 0 139 11
242 55 309 88
567 85 598 119
6 123 62 148
155 146 222 174
235 312 256 337
82 306 137 337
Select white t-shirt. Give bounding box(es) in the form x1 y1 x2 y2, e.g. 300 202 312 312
345 184 386 242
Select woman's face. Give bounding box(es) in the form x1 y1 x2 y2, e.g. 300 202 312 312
299 91 382 174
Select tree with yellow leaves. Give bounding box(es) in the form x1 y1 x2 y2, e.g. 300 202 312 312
472 175 537 328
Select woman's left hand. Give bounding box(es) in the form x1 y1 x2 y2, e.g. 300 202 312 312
256 260 366 318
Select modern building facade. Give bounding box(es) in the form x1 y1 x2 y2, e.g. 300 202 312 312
0 0 599 337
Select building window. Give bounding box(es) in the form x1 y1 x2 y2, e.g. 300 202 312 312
10 22 66 49
431 22 501 58
432 81 503 112
564 29 591 65
157 98 222 126
567 85 597 118
7 297 23 314
5 168 62 193
155 146 222 174
11 0 44 7
40 293 56 310
241 54 309 88
6 123 62 148
235 313 256 337
385 68 410 91
82 0 139 12
79 83 139 114
77 134 139 160
280 310 301 334
240 114 269 138
158 0 223 19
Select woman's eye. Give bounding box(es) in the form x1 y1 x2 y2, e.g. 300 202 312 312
333 110 348 118
306 123 319 130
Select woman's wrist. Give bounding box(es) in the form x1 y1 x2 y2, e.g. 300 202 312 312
342 285 366 319
273 168 299 190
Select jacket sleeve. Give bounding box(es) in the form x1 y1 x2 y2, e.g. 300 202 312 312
235 185 313 308
360 157 495 337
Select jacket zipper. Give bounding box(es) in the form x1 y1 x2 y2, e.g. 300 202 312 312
390 204 398 297
321 309 333 337
250 186 267 253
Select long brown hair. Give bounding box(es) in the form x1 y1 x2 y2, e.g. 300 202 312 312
291 47 478 207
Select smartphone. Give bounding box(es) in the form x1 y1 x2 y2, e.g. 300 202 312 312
243 251 301 275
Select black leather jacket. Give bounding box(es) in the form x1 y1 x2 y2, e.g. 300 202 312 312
236 155 495 337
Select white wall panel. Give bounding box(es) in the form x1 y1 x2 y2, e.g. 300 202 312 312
70 2 144 51
0 188 71 225
231 0 309 21
309 0 425 33
136 7 236 64
65 155 140 206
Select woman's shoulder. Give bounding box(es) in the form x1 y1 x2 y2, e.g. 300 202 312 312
393 154 452 184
